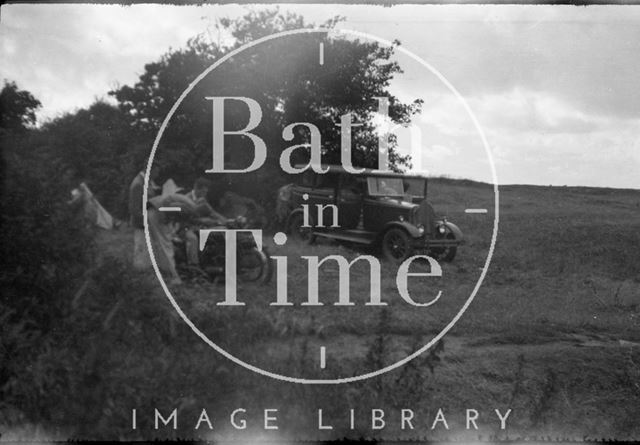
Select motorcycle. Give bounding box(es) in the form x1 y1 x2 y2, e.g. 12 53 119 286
173 216 271 284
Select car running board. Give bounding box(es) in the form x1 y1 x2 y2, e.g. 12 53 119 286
313 230 377 244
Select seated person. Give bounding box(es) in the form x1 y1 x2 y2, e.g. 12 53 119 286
219 191 267 228
402 181 414 203
183 178 230 266
379 180 398 195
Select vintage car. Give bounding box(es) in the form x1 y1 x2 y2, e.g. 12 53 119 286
277 165 464 262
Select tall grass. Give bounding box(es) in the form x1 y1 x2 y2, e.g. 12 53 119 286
3 180 639 440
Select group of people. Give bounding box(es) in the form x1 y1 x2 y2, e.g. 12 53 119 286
128 169 229 285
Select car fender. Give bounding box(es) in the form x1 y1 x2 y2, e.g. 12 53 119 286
437 220 464 241
381 220 423 239
286 209 303 228
286 209 315 231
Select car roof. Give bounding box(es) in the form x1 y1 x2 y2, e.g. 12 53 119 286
294 164 428 180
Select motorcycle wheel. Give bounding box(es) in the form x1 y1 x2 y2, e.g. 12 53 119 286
237 246 272 284
177 263 213 285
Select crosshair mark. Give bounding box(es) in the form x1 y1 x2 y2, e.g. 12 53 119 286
159 207 182 212
319 42 324 65
465 208 488 214
320 346 326 369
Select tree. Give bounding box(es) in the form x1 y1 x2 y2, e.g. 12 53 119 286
1 85 93 327
0 80 42 132
110 8 422 206
38 100 141 217
1 84 95 422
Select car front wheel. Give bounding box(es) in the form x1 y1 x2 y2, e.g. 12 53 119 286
430 232 457 262
382 227 414 263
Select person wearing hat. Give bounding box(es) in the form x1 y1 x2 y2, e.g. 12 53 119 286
128 167 160 270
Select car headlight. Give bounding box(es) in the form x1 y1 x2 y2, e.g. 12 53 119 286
398 215 404 222
410 207 419 224
437 224 447 235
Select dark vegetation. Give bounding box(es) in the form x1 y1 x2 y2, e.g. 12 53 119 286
109 9 420 203
0 8 424 440
2 8 639 442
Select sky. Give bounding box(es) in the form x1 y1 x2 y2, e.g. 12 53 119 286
1 3 639 188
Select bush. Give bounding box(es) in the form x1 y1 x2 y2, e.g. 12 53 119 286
0 128 94 431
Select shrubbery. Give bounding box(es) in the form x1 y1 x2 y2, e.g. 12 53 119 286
0 10 428 436
1 120 95 430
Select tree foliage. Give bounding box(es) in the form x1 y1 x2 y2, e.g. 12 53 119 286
0 11 427 437
1 84 96 427
110 9 422 204
0 80 42 133
38 101 143 217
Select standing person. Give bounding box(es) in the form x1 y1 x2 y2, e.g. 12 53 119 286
146 193 197 285
128 167 159 270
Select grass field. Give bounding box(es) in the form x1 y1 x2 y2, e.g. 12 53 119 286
9 179 638 442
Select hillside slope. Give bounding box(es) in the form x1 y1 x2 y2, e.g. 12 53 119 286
16 180 637 442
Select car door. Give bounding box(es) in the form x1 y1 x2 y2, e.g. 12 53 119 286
338 174 364 229
290 172 339 228
290 170 315 207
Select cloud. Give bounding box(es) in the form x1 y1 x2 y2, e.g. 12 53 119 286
0 4 245 121
381 6 640 120
470 89 601 134
1 3 638 188
405 86 639 187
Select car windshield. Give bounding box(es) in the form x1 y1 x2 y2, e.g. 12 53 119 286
367 177 405 196
403 178 426 199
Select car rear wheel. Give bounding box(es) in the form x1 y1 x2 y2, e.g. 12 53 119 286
288 213 315 244
382 228 414 263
